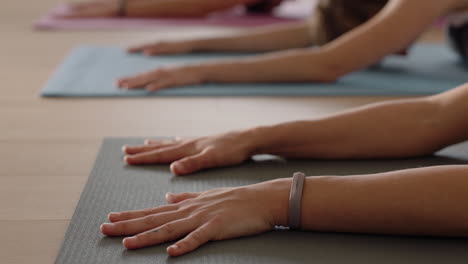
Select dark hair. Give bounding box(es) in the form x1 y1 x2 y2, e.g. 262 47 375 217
447 23 468 62
246 0 282 13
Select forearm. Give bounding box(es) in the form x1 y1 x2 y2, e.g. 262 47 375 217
296 166 468 236
126 0 250 17
189 22 314 52
247 85 468 159
192 47 335 83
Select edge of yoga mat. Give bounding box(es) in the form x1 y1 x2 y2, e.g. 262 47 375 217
34 2 311 30
55 137 468 264
41 44 468 97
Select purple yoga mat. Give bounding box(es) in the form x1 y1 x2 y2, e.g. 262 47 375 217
34 0 314 30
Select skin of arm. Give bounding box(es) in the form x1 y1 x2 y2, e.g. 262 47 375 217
195 0 452 83
295 166 468 237
63 0 260 18
118 0 457 90
100 165 468 256
127 21 316 55
252 82 468 159
123 83 468 175
123 0 258 17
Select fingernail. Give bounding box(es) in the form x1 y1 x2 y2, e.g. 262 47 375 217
121 145 127 153
172 163 184 174
124 236 135 242
165 192 173 201
123 237 136 248
108 212 119 219
101 223 114 231
168 244 179 251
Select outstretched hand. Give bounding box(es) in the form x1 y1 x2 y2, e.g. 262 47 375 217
116 64 203 91
56 1 120 18
122 131 258 175
128 40 194 56
117 40 202 91
100 179 289 256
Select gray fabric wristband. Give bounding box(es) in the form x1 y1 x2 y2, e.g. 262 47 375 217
118 0 126 17
288 172 306 230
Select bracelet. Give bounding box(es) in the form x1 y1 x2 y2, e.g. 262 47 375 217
118 0 126 17
288 172 306 230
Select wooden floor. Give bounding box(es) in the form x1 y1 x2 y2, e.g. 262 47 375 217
0 1 444 263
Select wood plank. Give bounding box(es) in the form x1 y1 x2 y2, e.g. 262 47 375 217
0 220 69 264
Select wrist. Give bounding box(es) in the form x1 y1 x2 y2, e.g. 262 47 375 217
192 58 255 83
246 123 297 155
238 126 273 156
184 62 215 84
257 178 292 227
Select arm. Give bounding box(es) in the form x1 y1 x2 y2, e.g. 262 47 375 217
128 21 315 55
62 0 259 18
119 0 453 89
123 83 468 175
124 0 254 17
101 165 468 256
253 82 468 159
296 166 468 236
196 0 452 83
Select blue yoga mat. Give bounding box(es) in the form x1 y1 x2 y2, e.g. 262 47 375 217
41 44 468 97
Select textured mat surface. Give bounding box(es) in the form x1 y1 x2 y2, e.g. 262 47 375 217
41 44 468 97
55 137 468 263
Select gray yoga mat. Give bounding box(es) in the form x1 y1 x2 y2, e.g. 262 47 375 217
55 137 468 263
42 44 468 97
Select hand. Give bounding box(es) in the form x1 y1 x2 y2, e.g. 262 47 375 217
122 130 258 175
116 64 204 91
100 179 290 256
57 0 119 18
128 40 194 56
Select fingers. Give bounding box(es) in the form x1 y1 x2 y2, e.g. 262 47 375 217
122 140 177 155
116 66 199 91
107 204 178 223
124 144 192 165
123 217 200 250
170 151 215 175
102 210 186 236
129 44 168 56
127 44 155 53
146 137 182 145
142 45 187 56
167 223 214 257
60 2 115 18
117 70 159 89
119 72 184 91
127 42 189 55
141 46 167 56
145 77 180 91
165 192 201 204
127 43 167 55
